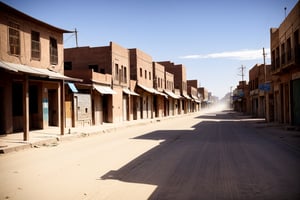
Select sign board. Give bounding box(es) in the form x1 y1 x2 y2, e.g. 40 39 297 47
258 83 271 92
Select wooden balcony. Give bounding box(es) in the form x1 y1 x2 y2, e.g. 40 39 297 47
92 71 112 85
64 69 112 85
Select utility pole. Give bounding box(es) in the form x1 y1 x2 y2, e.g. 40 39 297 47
262 47 269 122
237 65 246 112
75 28 78 47
238 65 246 82
263 47 267 82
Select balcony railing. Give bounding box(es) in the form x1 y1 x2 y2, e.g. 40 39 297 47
92 71 112 85
271 46 300 74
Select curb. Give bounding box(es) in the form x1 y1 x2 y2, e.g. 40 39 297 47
0 138 59 154
0 113 183 154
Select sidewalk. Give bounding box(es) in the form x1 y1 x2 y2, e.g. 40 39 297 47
1 110 299 154
0 114 185 154
235 112 300 152
251 121 300 152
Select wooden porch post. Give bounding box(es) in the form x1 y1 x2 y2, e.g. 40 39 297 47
23 75 29 141
60 80 65 136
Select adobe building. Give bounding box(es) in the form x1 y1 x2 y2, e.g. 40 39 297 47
270 1 300 126
249 64 272 120
64 42 134 125
153 62 167 117
198 87 208 108
130 48 166 119
232 81 250 113
0 2 79 140
158 61 190 114
164 71 181 116
187 80 201 112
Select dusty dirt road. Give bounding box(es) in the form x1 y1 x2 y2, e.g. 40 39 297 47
1 109 300 200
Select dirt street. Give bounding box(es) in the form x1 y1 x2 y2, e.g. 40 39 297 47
1 109 300 200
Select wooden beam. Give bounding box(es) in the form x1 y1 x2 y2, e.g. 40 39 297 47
23 75 29 141
60 80 65 135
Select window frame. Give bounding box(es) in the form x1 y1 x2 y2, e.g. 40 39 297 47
31 30 40 60
8 21 20 56
140 68 143 77
49 37 58 65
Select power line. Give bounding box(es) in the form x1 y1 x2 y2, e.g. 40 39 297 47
237 65 246 82
63 28 78 47
75 28 78 47
263 47 267 82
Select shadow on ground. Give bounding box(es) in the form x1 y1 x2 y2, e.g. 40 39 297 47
100 111 300 200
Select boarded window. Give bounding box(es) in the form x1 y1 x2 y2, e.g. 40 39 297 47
31 31 40 59
50 37 58 64
9 21 20 55
124 66 127 83
115 64 119 80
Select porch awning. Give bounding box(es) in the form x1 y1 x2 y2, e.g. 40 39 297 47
94 84 116 95
190 95 201 103
182 93 192 100
0 60 82 82
123 88 139 96
137 84 167 98
67 82 78 93
164 90 180 99
137 83 156 94
153 89 168 98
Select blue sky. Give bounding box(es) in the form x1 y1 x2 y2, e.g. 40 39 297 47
3 0 298 98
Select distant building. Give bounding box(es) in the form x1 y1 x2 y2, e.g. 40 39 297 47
198 87 208 108
270 1 300 125
232 81 250 113
130 48 166 119
152 62 166 117
249 63 272 119
187 80 201 112
158 61 191 114
0 2 78 139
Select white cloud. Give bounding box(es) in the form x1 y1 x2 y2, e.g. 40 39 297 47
180 49 270 61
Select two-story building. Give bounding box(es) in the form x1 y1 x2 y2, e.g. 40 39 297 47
130 48 167 120
164 70 181 116
198 87 209 108
153 62 167 117
249 64 272 119
64 42 136 125
187 80 201 112
232 81 250 113
270 1 300 126
158 61 191 114
0 2 79 140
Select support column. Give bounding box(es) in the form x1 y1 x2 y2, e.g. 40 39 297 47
265 93 270 122
23 75 29 141
60 80 65 135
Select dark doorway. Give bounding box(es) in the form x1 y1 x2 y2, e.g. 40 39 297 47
0 87 4 134
29 85 39 129
292 79 300 126
48 89 58 126
12 82 23 132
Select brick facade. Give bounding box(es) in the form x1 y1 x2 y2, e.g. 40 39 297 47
0 2 74 139
270 1 300 125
